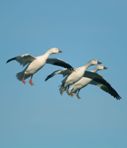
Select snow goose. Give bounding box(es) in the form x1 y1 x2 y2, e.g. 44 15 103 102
69 65 121 100
45 63 121 100
6 47 73 85
45 59 102 94
68 64 107 99
60 59 102 94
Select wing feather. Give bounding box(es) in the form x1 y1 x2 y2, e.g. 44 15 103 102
6 54 36 66
84 71 103 79
45 69 72 81
92 77 121 100
84 71 121 99
46 58 74 69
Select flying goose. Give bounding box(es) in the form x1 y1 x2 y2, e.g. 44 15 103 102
45 63 121 100
45 59 102 94
69 65 121 100
68 64 107 99
6 48 73 85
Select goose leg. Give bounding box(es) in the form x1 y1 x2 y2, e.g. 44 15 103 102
29 75 34 86
76 93 81 99
69 88 76 97
76 90 81 99
66 85 70 95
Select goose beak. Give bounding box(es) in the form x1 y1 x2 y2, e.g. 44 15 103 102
98 61 102 64
104 66 108 70
59 50 62 53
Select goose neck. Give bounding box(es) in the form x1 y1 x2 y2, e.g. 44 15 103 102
41 50 52 59
84 62 92 69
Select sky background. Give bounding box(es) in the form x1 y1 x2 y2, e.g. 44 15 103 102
0 0 127 147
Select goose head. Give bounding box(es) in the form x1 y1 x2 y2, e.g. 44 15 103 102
48 47 62 54
89 59 102 65
96 64 108 70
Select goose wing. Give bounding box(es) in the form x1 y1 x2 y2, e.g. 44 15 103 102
45 69 72 81
84 71 121 99
84 71 103 79
46 58 74 69
91 76 121 100
6 54 36 66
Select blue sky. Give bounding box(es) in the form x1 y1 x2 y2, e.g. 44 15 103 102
0 0 127 147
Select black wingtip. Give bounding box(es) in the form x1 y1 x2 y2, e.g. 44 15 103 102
6 57 16 63
6 60 10 64
112 89 122 100
6 59 10 63
108 89 122 100
107 87 122 100
94 78 122 100
115 95 122 100
44 78 48 81
44 75 52 81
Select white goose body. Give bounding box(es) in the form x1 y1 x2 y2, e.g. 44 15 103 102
70 77 91 91
7 48 73 85
64 66 87 87
60 59 101 94
69 65 107 98
68 65 121 100
24 53 50 75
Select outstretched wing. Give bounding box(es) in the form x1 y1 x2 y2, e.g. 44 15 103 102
84 71 121 99
46 58 74 69
91 77 121 100
6 54 36 66
84 71 103 80
45 69 72 81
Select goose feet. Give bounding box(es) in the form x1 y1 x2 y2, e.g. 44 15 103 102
29 79 34 86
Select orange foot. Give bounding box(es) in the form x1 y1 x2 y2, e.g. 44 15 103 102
29 79 34 86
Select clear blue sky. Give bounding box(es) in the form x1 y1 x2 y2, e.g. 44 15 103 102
0 0 126 148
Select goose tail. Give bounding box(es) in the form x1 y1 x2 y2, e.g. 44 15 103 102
16 72 24 81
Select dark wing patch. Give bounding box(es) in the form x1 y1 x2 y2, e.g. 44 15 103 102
93 77 121 100
45 69 72 81
84 71 121 100
6 54 36 66
84 71 103 79
45 70 63 81
46 58 74 69
6 57 17 63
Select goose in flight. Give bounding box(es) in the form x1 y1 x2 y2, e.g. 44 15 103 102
45 64 121 100
45 59 102 94
68 64 108 99
6 47 73 85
